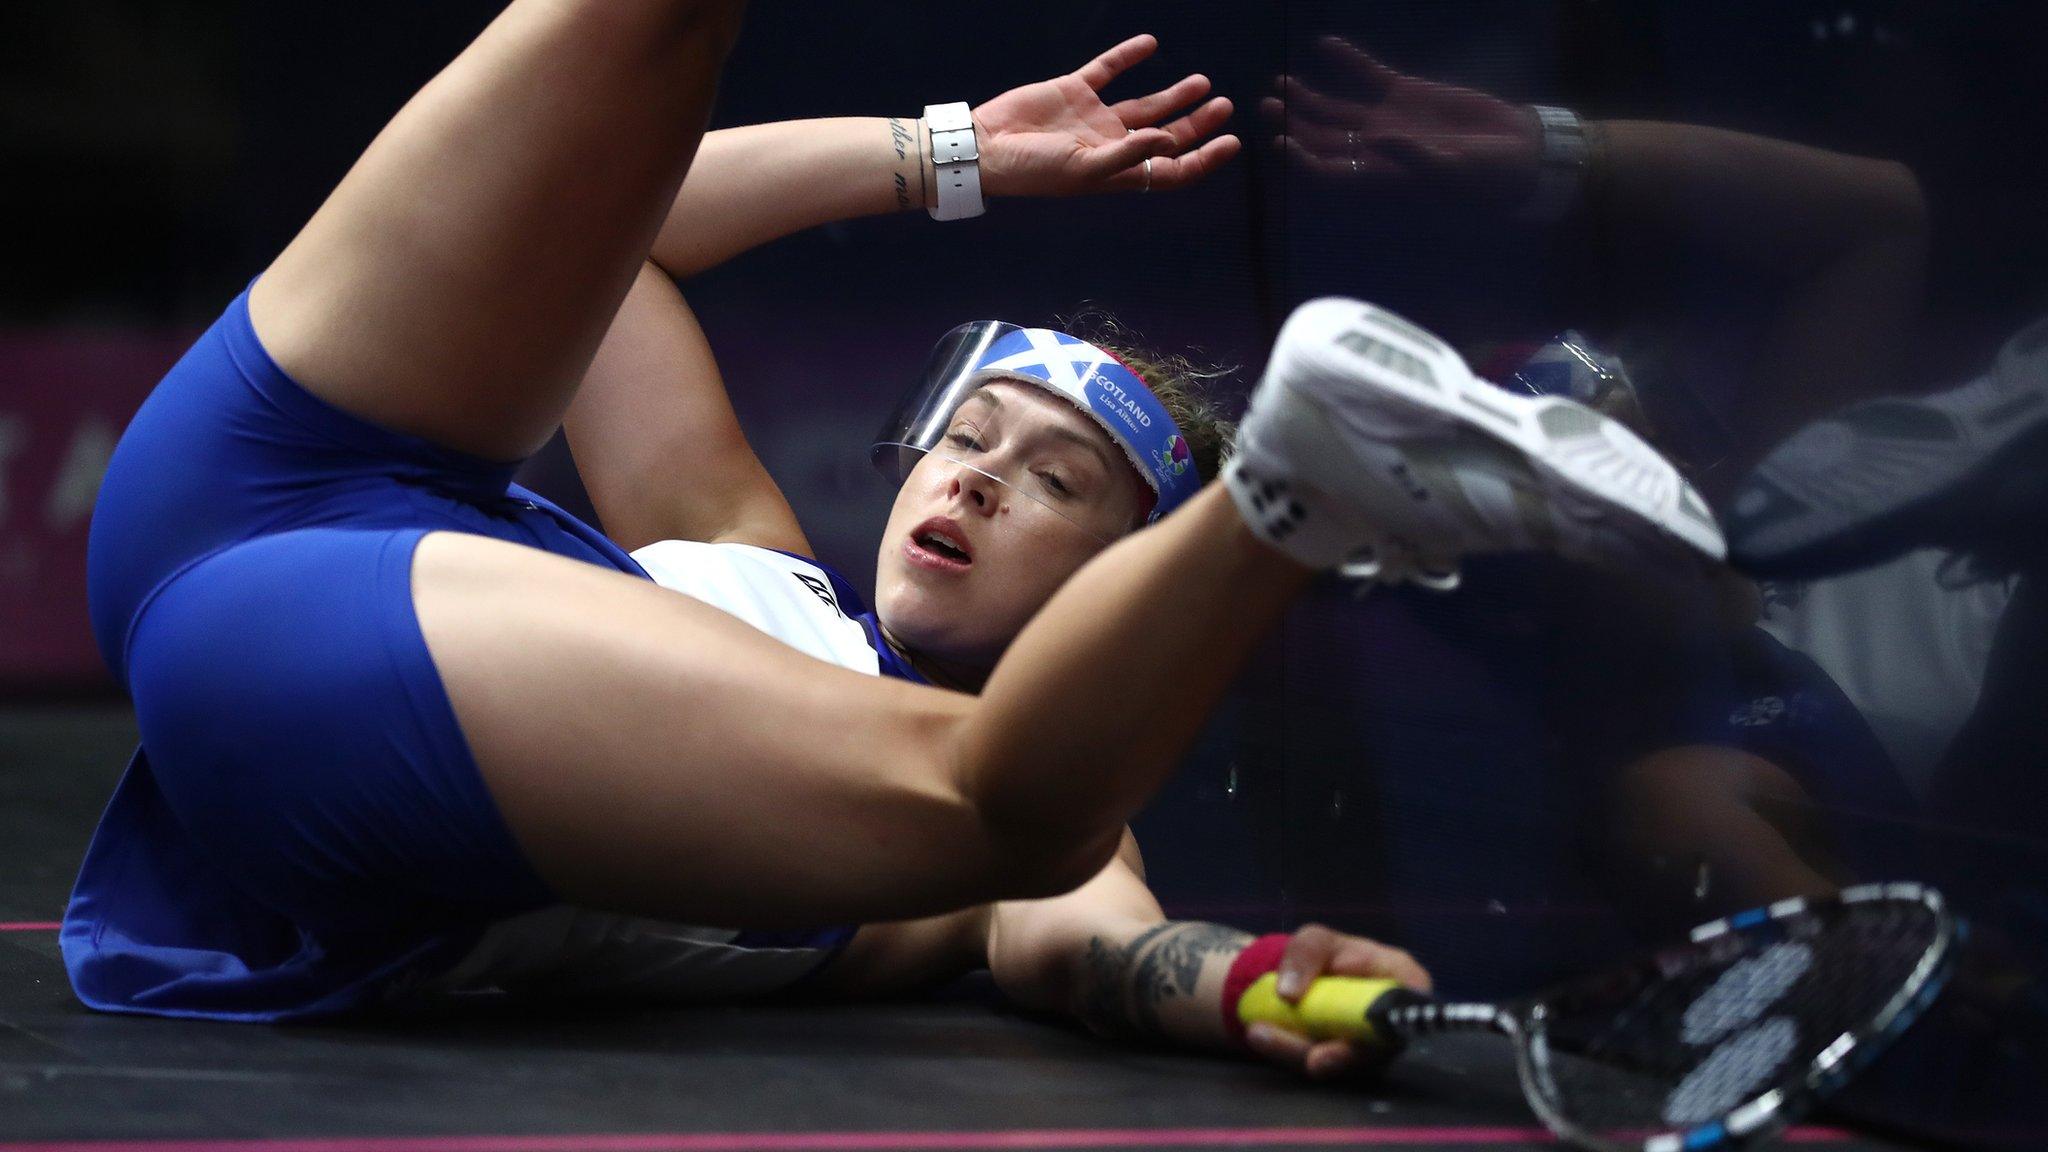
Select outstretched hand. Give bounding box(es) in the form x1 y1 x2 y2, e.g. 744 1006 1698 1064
1263 35 1543 207
1242 923 1433 1081
972 34 1239 198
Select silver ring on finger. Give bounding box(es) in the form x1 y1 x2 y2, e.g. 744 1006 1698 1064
1143 156 1154 193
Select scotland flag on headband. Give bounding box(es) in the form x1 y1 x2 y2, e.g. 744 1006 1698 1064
973 328 1200 519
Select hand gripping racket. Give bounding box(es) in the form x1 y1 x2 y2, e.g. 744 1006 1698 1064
1237 883 1955 1151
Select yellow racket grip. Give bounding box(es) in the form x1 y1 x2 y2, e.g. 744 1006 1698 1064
1236 974 1405 1049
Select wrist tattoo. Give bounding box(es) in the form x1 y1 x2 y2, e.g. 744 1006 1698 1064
1075 921 1253 1042
887 117 916 211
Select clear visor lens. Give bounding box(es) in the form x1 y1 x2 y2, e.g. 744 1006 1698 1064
875 320 1127 544
880 444 1118 544
872 320 1024 465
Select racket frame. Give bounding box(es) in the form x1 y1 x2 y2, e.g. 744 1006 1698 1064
1375 882 1956 1152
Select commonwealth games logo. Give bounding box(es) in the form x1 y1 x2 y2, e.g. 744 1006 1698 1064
1157 433 1192 477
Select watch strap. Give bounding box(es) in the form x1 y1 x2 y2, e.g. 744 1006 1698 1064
924 101 985 221
1518 104 1589 223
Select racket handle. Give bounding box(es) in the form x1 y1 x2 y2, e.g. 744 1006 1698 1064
1235 974 1417 1050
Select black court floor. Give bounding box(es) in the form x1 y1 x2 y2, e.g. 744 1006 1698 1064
0 708 1925 1152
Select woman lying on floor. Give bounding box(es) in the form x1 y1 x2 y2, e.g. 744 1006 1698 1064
70 1 1717 1079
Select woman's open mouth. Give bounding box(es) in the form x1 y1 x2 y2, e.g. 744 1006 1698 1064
906 517 974 573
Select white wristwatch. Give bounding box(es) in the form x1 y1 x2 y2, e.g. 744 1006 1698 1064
924 101 985 221
1518 105 1589 223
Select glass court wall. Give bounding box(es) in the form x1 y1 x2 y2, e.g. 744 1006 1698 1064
3 3 2042 1146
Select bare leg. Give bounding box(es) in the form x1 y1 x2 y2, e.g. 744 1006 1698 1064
246 0 1316 929
415 486 1312 927
954 488 1314 847
250 0 747 461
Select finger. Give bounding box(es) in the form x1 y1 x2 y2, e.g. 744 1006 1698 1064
1311 1039 1403 1082
1315 35 1400 95
1075 33 1158 92
1276 134 1405 181
1304 1039 1360 1080
1151 95 1232 151
1264 101 1377 154
1141 133 1240 192
1275 133 1340 172
1273 74 1369 126
1276 923 1338 1001
1245 1022 1314 1070
1326 936 1434 993
1276 132 1331 167
1272 117 1371 156
1081 126 1175 184
1110 73 1212 129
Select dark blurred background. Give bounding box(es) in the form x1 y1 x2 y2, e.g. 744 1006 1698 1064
5 2 2046 1147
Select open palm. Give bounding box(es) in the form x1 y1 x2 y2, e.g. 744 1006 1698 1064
972 34 1239 198
1263 36 1542 204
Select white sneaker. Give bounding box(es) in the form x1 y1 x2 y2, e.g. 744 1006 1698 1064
1225 298 1726 588
1727 313 2048 578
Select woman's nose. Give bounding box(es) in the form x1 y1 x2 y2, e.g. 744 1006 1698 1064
948 464 1001 515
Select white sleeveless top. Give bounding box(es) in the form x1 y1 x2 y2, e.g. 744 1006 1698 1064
630 540 880 673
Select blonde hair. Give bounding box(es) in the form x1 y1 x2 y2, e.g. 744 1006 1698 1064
1056 307 1237 484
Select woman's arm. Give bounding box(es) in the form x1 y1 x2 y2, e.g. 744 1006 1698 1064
803 825 1433 1080
1268 37 1925 275
1586 119 1926 435
798 828 1151 1002
564 261 807 553
1268 37 1927 440
648 117 928 279
650 35 1237 278
985 833 1431 1076
565 34 1239 551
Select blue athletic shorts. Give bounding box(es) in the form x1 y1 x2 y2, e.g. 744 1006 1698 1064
64 285 650 1021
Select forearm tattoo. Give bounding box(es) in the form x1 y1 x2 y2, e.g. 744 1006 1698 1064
1075 921 1253 1042
887 116 917 211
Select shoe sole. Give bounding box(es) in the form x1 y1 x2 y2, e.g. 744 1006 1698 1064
1270 298 1727 563
1730 387 2048 577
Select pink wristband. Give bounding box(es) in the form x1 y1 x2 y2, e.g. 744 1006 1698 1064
1220 933 1292 1048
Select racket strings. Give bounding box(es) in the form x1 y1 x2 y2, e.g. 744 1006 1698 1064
1525 897 1946 1141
